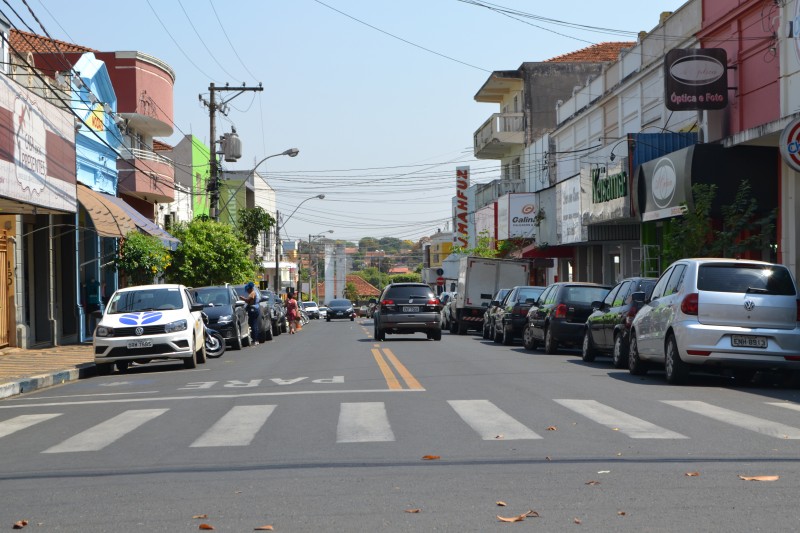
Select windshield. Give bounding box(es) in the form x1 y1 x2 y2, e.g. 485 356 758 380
108 288 184 313
330 299 352 307
191 287 232 306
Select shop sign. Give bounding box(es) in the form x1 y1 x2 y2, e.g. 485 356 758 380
559 177 582 244
580 160 630 224
454 166 470 247
497 193 537 240
664 48 728 111
779 115 800 172
637 149 692 222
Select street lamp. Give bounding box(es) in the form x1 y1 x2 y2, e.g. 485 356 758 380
309 230 334 302
216 148 300 221
275 194 325 292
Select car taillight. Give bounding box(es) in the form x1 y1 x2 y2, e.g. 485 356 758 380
554 303 567 318
512 305 526 317
427 299 439 306
381 299 394 307
681 293 699 315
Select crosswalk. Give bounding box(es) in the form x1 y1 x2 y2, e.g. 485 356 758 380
3 398 800 454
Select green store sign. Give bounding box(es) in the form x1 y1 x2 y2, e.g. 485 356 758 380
591 166 628 204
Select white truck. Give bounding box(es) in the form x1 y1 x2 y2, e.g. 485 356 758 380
451 256 530 335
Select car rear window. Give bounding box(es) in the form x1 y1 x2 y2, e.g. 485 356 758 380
563 286 610 304
697 264 796 295
385 286 434 300
516 288 544 302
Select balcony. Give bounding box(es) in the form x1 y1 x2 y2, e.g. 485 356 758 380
474 113 524 159
117 148 175 203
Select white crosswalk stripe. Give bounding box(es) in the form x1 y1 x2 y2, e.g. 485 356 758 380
663 400 800 439
555 399 688 439
337 402 395 443
42 409 168 453
191 405 276 447
448 400 541 440
0 413 62 439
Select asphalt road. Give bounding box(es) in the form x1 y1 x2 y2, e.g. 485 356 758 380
2 318 800 532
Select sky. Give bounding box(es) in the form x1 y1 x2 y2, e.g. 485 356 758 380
13 0 686 244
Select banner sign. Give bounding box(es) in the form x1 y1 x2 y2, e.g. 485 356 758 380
664 48 728 111
454 166 470 247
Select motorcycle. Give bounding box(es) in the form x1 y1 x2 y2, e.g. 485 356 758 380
201 312 226 358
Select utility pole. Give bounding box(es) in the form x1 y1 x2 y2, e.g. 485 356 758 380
275 210 280 293
202 82 264 221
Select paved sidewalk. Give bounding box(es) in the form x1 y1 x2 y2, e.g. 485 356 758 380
0 344 96 399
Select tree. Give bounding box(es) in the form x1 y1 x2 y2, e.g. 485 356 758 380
452 230 497 258
389 273 421 283
344 281 358 301
236 207 275 250
165 219 256 286
356 266 389 291
115 232 171 286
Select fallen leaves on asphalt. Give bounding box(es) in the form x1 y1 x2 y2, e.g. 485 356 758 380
254 526 274 531
585 480 601 486
192 514 209 519
546 425 557 431
12 520 28 529
496 501 507 507
497 510 539 523
685 472 700 477
422 455 440 460
738 475 779 481
199 525 215 530
404 509 421 513
574 518 583 524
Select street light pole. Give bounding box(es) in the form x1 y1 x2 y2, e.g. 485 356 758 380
274 194 325 293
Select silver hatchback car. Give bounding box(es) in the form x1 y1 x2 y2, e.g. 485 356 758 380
628 258 800 385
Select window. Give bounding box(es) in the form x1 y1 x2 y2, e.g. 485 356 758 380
697 264 796 295
664 264 686 296
603 284 621 307
650 267 674 300
613 281 632 307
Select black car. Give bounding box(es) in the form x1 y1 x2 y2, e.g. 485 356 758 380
233 285 276 341
523 282 611 354
326 298 355 321
492 285 546 345
191 284 250 350
482 288 510 340
373 283 442 341
581 277 657 367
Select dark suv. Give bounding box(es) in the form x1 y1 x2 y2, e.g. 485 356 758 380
374 283 442 341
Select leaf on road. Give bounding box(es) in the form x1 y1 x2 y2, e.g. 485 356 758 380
192 515 209 519
545 456 552 461
546 425 557 431
496 501 507 507
497 513 526 523
597 470 610 474
12 520 28 529
254 526 274 531
495 434 504 439
738 475 779 482
617 511 626 516
574 518 582 524
199 524 215 530
585 480 601 486
422 455 440 460
526 510 540 518
685 472 700 477
404 509 421 513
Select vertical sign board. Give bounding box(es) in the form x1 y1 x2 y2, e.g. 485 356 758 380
454 166 470 247
559 177 582 244
664 48 728 111
497 193 537 240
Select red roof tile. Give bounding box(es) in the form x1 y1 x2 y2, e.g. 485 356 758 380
545 42 635 63
9 29 95 55
316 275 381 299
153 139 173 151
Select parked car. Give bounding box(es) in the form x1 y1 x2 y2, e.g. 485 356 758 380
523 282 612 354
319 306 329 319
94 284 206 374
493 285 546 345
581 277 657 367
446 293 460 333
233 285 277 341
482 288 511 340
438 292 455 330
326 298 355 321
302 301 320 319
373 282 442 340
191 284 251 350
628 258 800 385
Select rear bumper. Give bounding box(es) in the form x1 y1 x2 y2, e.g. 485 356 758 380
675 322 800 368
549 320 585 346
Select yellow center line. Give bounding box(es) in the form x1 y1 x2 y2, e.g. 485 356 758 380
371 348 402 390
381 348 424 390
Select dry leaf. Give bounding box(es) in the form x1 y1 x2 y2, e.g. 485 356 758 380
199 525 215 530
495 434 504 439
738 475 779 482
574 518 582 524
597 470 610 474
585 480 601 486
546 425 558 431
525 510 540 518
617 511 626 516
422 455 440 460
497 513 526 523
612 427 620 431
685 472 700 477
496 501 507 507
404 509 421 513
192 514 209 519
254 526 274 531
12 520 28 530
545 456 552 461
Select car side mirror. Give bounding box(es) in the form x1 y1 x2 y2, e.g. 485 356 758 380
190 303 204 312
631 291 646 304
234 300 246 308
591 300 603 310
490 300 500 307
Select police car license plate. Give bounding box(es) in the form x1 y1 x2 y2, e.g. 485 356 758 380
127 340 153 349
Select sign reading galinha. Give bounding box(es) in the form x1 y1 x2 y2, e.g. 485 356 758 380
591 166 627 203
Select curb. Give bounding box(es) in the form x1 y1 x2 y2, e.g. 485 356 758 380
0 363 96 399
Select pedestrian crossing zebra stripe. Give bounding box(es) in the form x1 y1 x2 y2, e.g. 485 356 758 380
337 402 395 443
663 400 800 439
190 405 277 447
448 400 542 440
42 409 169 453
0 413 61 439
554 399 688 439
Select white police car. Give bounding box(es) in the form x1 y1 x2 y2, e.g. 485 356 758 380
93 284 206 374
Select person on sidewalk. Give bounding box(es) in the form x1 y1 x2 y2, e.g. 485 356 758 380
285 292 299 334
240 282 260 345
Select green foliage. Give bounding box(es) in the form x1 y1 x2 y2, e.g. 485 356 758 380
664 180 776 265
165 219 256 286
236 207 275 248
344 281 358 301
115 232 171 286
388 273 421 283
356 266 389 291
452 230 497 258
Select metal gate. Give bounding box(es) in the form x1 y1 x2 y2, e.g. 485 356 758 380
0 234 8 347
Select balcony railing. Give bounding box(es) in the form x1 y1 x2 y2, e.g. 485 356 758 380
117 147 176 203
474 112 524 159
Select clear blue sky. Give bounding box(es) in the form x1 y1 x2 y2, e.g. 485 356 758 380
19 0 686 243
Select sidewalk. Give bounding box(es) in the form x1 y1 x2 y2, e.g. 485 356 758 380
0 344 96 399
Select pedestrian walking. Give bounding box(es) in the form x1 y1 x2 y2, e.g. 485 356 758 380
240 281 260 345
286 292 299 334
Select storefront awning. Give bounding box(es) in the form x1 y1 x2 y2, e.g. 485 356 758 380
77 184 180 250
520 244 575 259
77 184 137 238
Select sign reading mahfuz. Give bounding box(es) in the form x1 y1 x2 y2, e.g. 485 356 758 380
664 48 728 111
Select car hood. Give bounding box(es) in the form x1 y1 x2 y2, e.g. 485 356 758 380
99 309 192 328
201 305 235 320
